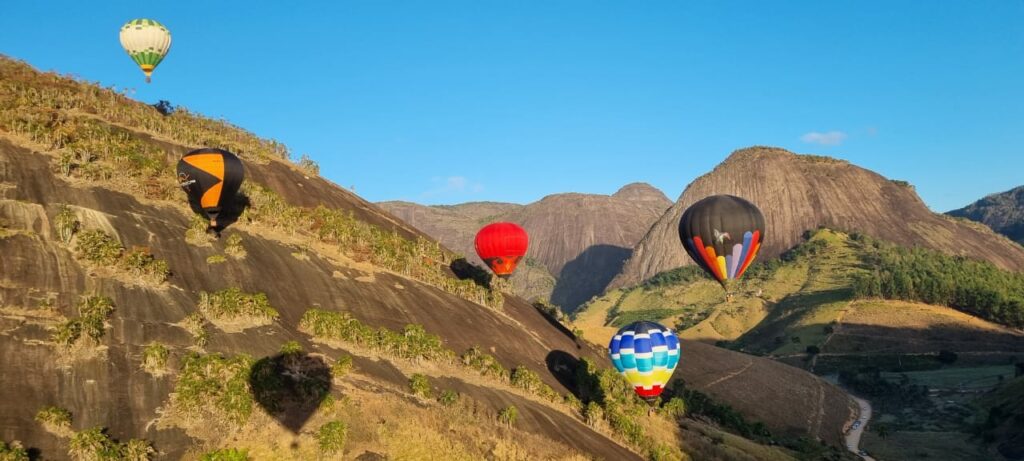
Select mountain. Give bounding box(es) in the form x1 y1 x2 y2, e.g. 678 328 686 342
380 182 672 310
611 147 1024 290
0 56 856 460
948 185 1024 245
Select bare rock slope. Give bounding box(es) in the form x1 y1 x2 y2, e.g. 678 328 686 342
612 147 1024 289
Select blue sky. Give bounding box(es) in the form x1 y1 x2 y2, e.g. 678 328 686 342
1 1 1021 211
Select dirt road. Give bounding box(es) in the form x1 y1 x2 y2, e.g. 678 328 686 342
846 395 877 461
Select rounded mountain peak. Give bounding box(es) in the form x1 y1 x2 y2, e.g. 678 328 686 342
613 183 671 205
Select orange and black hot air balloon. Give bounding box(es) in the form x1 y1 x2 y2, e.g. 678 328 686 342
475 222 528 278
177 148 244 229
678 195 765 294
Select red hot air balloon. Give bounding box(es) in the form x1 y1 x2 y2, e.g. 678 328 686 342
474 222 528 278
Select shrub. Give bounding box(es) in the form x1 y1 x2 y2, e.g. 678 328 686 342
510 366 559 401
497 406 518 426
461 347 508 379
331 355 353 377
0 441 29 461
122 247 169 283
279 340 303 356
608 408 645 446
183 312 208 347
74 230 122 266
78 296 114 342
198 288 279 321
297 154 319 175
54 205 79 244
68 427 153 461
662 397 687 419
53 319 83 347
35 406 72 429
200 448 250 461
583 401 604 427
224 234 246 258
409 373 431 398
438 389 459 406
206 254 227 264
185 215 214 246
299 309 451 362
173 353 255 425
142 343 169 372
314 421 347 454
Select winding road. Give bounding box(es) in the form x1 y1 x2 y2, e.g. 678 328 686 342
846 395 877 461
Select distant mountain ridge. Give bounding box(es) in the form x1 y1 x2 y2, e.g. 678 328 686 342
379 183 671 310
948 185 1024 245
611 147 1024 290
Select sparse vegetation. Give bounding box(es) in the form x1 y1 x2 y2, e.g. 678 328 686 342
438 389 459 406
241 183 504 309
199 448 249 461
314 420 347 454
142 342 169 373
35 406 72 431
54 205 79 244
68 427 153 461
409 373 432 398
279 340 303 356
206 254 227 264
173 353 255 425
198 288 278 322
74 230 169 283
299 309 452 362
0 441 29 461
182 312 209 347
224 233 246 258
54 296 115 347
296 154 319 175
331 354 353 377
185 215 214 246
461 346 508 380
497 405 518 426
510 366 560 402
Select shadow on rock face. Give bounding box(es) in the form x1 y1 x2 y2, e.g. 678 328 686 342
545 350 582 397
449 258 494 289
248 352 331 433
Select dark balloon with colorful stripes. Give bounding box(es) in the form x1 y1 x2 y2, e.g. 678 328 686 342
176 148 244 228
608 320 680 401
678 195 765 289
474 222 529 278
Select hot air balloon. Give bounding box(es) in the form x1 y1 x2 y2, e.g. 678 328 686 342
474 222 528 278
119 18 172 83
678 195 765 295
608 320 680 402
177 148 244 231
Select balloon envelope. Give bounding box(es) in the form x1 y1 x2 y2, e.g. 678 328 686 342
119 18 171 83
678 195 765 287
608 320 680 401
474 222 528 278
177 148 244 227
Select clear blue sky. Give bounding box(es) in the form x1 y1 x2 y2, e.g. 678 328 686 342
2 1 1021 211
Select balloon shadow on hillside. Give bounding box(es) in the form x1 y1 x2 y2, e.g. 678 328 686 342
546 350 582 397
248 352 331 433
449 258 494 289
552 244 631 312
184 191 251 236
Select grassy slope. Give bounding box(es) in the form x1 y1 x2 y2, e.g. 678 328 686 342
576 229 1024 360
0 56 810 461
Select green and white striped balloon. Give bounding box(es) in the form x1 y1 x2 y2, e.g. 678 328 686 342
119 18 171 83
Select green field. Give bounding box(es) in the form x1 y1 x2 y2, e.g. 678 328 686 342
861 431 995 461
882 365 1017 391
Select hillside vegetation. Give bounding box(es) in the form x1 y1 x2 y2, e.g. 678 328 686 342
0 55 853 460
948 185 1024 245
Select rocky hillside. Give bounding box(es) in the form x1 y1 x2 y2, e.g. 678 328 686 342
0 57 855 461
611 147 1024 289
948 185 1024 245
380 183 671 310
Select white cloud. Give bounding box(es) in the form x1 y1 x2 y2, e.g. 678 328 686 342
421 176 484 198
800 131 847 146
